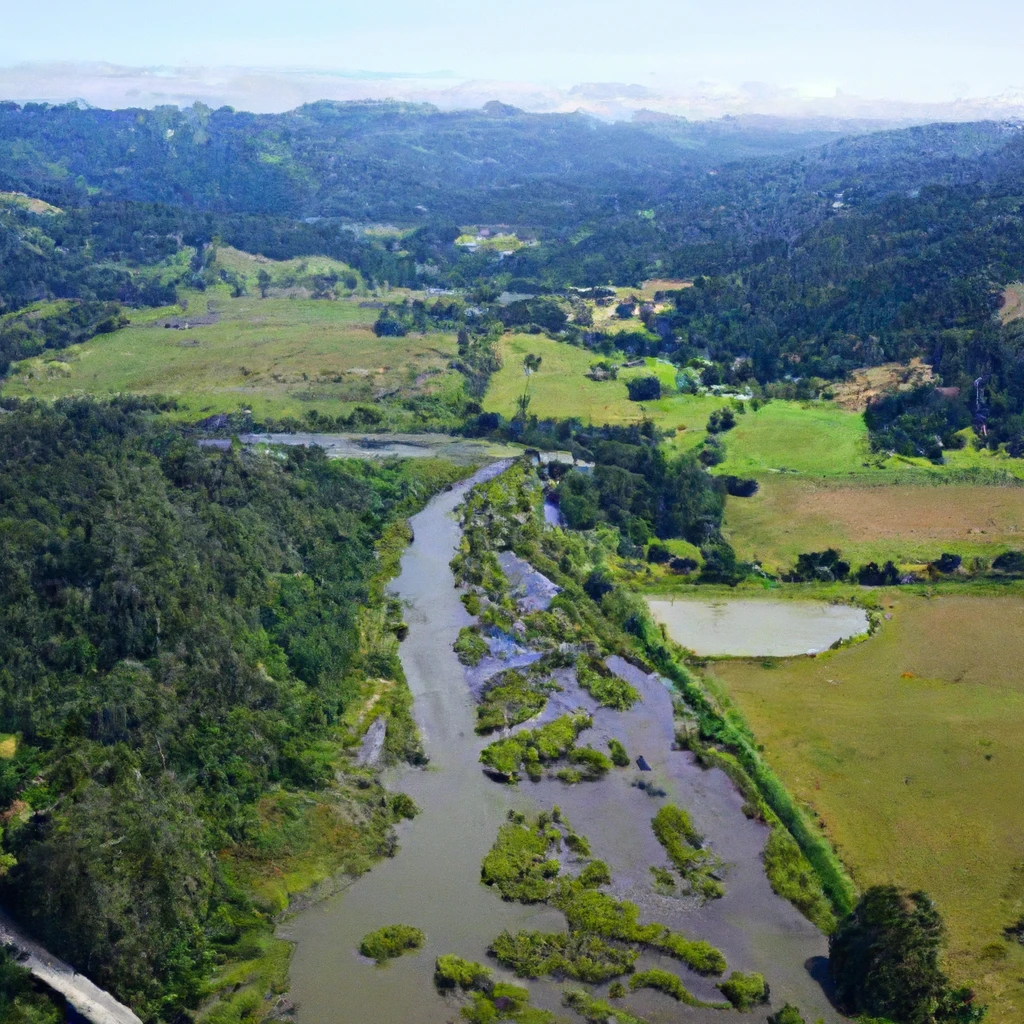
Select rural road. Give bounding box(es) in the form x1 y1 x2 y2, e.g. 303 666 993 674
0 910 143 1024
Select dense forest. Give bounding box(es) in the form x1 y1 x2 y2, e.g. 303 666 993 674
0 398 463 1020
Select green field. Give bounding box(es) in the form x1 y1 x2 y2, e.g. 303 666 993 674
6 288 461 423
708 594 1024 1023
485 333 729 444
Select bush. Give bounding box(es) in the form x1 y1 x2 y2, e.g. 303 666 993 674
707 408 736 433
721 475 759 497
784 549 850 583
359 924 425 963
434 954 493 991
933 552 962 573
607 738 630 767
626 375 661 402
629 968 693 1001
454 626 489 666
647 542 671 563
992 550 1024 574
767 1006 806 1024
857 560 901 586
717 971 769 1010
699 437 725 466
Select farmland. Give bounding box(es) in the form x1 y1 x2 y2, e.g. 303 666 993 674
5 287 462 423
708 593 1024 1023
724 477 1024 573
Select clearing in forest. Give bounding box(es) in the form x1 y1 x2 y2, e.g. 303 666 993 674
1000 282 1024 324
709 593 1024 1024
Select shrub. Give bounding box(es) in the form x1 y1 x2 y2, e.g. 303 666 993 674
717 971 769 1010
706 408 736 433
933 552 962 573
607 738 630 767
699 437 725 466
629 968 692 1001
434 954 493 991
721 475 759 497
454 626 489 666
647 542 671 563
359 924 424 963
784 548 851 583
992 550 1024 574
767 1005 806 1024
857 560 901 586
626 375 661 402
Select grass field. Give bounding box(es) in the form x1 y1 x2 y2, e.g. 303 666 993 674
485 334 729 444
724 477 1024 572
6 288 461 422
718 400 870 476
708 593 1024 1022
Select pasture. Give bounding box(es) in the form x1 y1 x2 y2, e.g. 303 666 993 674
709 593 1024 1023
724 477 1024 573
6 288 461 422
485 333 729 443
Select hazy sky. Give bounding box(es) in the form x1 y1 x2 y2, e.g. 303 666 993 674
2 0 1022 101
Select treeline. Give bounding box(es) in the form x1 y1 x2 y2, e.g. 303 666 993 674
0 398 457 1019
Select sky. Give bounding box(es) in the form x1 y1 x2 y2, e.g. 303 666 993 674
1 0 1023 112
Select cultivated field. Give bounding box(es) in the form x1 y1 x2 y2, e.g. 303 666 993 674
6 289 461 422
709 593 1024 1023
724 477 1024 572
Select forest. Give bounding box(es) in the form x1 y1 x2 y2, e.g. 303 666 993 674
0 398 463 1019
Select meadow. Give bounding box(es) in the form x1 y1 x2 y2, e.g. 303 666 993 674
485 333 730 442
6 287 461 423
708 593 1024 1023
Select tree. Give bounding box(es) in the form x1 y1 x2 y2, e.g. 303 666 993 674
523 353 542 375
829 886 984 1024
626 376 661 402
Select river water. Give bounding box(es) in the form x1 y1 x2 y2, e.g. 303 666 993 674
648 597 869 658
282 465 841 1023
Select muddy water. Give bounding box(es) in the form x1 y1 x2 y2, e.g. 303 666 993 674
648 597 868 657
282 467 841 1023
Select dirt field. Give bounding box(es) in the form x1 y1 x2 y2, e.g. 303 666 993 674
710 593 1024 1023
829 358 934 411
724 477 1024 571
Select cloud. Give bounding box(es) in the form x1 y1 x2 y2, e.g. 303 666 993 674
2 62 1023 124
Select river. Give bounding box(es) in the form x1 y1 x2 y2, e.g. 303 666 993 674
281 464 841 1023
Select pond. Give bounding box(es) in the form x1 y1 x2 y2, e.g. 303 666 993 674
647 597 869 657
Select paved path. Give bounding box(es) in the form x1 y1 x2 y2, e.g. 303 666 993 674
0 911 143 1024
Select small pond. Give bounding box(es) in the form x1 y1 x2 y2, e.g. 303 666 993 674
647 597 869 657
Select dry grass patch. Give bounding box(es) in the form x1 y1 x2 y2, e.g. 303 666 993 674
1000 283 1024 324
829 358 934 411
724 477 1024 572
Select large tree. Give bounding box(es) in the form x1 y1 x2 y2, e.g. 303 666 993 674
829 886 984 1024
